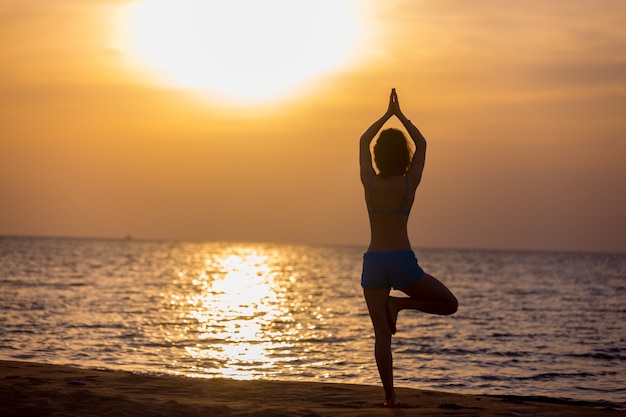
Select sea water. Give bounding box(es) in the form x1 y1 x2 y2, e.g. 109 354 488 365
1 236 624 408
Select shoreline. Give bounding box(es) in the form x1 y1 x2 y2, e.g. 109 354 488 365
1 360 622 416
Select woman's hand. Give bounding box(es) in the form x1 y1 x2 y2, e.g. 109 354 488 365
391 88 405 118
386 88 398 117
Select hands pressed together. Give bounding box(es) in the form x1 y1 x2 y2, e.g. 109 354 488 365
385 88 404 118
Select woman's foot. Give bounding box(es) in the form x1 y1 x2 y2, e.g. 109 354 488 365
383 393 399 407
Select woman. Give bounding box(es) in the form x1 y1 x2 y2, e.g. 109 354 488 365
360 89 458 407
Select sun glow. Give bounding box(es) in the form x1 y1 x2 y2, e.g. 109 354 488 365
115 0 365 104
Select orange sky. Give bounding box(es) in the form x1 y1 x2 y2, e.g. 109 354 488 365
1 0 625 253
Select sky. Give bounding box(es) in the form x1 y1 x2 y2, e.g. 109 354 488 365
1 0 625 253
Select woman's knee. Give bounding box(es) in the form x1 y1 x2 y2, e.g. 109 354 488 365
442 294 458 315
401 273 458 315
374 334 392 352
436 284 458 315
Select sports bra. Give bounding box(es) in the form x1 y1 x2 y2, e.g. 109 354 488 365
367 176 411 216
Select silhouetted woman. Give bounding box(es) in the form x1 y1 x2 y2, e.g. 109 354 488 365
360 88 458 407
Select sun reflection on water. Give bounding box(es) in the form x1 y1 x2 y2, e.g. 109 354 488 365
177 246 295 379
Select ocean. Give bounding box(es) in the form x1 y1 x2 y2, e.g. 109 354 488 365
1 236 624 408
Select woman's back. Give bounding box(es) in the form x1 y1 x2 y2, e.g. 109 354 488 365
366 175 416 252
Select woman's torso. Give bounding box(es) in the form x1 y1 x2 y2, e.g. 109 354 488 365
365 175 416 252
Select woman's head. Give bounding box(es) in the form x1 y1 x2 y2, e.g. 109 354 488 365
373 128 413 176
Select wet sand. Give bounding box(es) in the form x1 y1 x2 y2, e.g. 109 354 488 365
0 360 622 416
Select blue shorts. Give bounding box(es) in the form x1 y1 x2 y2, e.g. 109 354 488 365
361 250 425 290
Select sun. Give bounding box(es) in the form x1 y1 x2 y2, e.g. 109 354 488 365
114 0 365 104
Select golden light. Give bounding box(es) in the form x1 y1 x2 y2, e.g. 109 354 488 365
114 0 366 104
182 247 294 379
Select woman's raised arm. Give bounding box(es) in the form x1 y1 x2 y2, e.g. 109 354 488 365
393 93 427 186
360 90 396 185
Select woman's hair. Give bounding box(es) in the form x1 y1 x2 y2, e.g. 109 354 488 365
373 128 413 176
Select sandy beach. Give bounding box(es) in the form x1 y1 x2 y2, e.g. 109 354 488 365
0 360 622 417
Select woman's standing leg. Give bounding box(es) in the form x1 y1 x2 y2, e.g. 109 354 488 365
363 287 398 406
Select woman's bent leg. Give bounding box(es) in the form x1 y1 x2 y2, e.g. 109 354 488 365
394 273 458 316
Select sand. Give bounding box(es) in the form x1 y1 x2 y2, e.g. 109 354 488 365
0 360 622 417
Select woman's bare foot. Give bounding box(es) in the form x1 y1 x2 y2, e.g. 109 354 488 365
383 393 399 407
